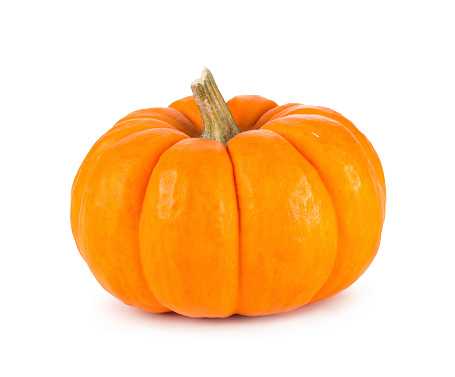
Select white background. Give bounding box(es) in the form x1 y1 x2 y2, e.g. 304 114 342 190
1 1 454 376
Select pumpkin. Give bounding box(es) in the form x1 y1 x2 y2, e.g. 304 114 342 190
71 68 386 318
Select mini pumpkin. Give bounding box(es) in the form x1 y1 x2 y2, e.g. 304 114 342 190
71 68 385 318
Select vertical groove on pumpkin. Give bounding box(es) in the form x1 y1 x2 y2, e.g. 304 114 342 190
263 118 383 304
136 136 195 313
261 128 341 304
268 106 386 204
266 131 339 307
226 147 242 315
77 129 189 313
282 140 340 305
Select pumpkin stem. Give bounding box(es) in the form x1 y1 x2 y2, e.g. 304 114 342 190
191 67 241 145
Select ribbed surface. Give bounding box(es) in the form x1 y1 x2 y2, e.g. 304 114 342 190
71 96 385 317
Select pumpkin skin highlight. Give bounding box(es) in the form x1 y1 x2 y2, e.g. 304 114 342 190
71 85 385 318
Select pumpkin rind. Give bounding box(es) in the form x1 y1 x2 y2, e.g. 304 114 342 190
74 127 188 312
139 138 239 318
262 115 384 302
115 107 198 137
227 95 278 131
266 104 386 197
228 130 338 315
72 75 385 317
169 96 203 134
71 117 181 251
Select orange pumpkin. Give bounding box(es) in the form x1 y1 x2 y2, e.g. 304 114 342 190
71 68 385 318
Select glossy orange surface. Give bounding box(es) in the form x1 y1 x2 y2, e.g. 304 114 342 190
71 95 385 317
